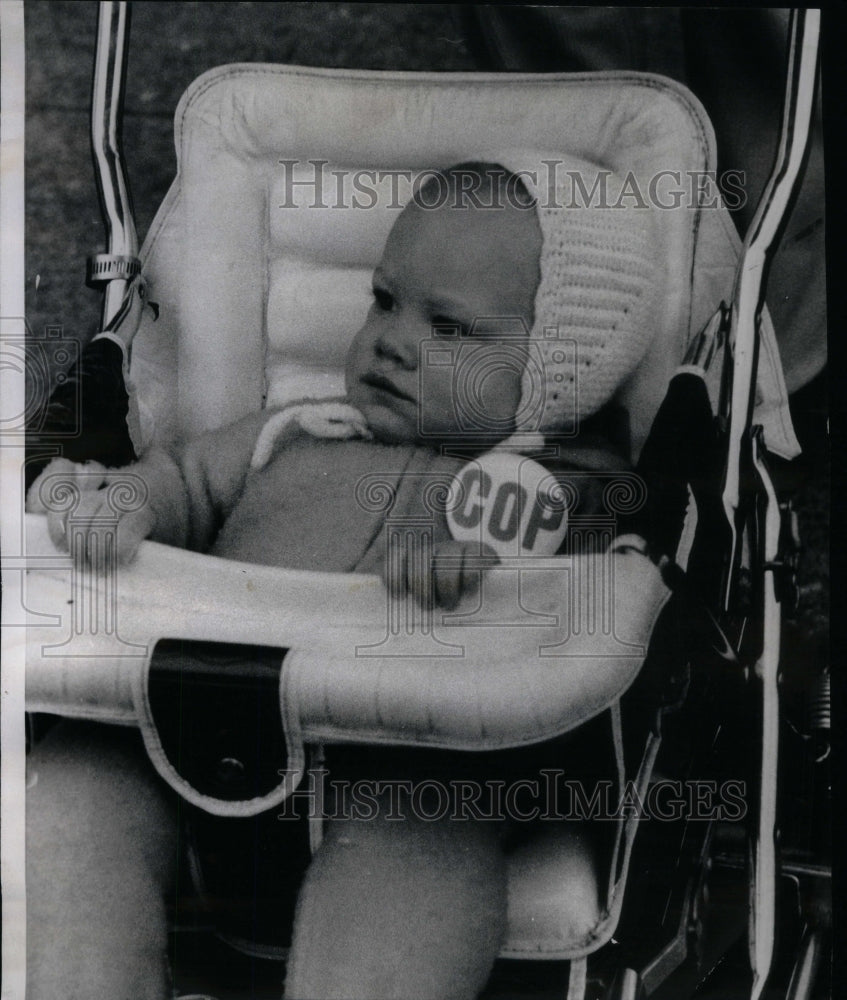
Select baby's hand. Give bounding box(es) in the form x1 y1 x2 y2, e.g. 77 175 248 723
27 457 155 566
384 539 499 610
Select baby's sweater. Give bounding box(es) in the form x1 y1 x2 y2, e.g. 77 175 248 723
212 436 463 574
139 409 463 573
138 407 630 572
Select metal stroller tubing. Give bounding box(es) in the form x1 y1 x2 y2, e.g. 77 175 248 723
87 0 140 329
717 11 821 1000
722 7 820 606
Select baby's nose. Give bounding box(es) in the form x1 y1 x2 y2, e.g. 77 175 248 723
375 324 421 369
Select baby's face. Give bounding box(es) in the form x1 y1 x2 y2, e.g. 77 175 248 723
345 194 541 446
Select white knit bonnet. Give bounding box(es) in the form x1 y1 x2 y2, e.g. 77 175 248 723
497 152 659 434
253 155 660 465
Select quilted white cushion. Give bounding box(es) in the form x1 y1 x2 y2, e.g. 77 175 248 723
129 65 796 460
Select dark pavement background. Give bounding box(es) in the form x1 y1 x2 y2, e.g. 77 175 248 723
22 4 830 998
24 2 476 354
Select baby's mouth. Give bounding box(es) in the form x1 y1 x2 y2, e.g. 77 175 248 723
361 371 414 403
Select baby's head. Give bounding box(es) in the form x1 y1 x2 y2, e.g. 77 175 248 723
345 158 656 449
345 163 542 448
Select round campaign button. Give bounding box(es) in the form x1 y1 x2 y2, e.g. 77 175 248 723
447 451 569 558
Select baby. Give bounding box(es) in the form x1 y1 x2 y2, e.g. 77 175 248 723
27 161 656 1000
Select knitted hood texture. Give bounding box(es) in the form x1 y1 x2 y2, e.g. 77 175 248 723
500 152 659 433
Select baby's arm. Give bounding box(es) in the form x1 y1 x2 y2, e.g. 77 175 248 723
28 409 276 561
159 409 275 551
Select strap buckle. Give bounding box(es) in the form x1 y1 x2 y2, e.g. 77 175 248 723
86 253 141 286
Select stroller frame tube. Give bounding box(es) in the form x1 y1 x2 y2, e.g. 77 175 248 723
749 430 784 1000
721 8 820 602
89 0 139 329
719 10 820 1000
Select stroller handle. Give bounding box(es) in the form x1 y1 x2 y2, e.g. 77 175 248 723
89 0 139 329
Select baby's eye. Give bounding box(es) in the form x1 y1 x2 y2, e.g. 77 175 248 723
430 315 468 338
372 286 394 312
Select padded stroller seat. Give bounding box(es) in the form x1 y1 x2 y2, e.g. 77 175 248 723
24 62 799 981
128 64 798 463
505 824 602 957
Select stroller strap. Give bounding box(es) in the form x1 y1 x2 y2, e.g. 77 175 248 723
133 639 301 818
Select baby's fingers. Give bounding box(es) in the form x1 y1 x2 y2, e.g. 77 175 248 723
52 487 151 569
431 541 465 611
47 508 71 551
66 489 115 570
405 537 436 611
433 542 499 610
27 458 107 511
113 506 156 564
69 492 154 567
381 538 434 611
26 459 109 551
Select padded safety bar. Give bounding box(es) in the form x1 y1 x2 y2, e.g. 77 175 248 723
24 513 669 752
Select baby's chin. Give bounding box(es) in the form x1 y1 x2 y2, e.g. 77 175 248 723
359 407 510 454
356 401 420 446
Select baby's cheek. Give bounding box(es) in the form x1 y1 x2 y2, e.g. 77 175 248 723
345 324 375 380
485 367 522 422
417 367 458 432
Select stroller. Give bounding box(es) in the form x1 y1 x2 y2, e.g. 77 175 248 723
21 5 830 998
